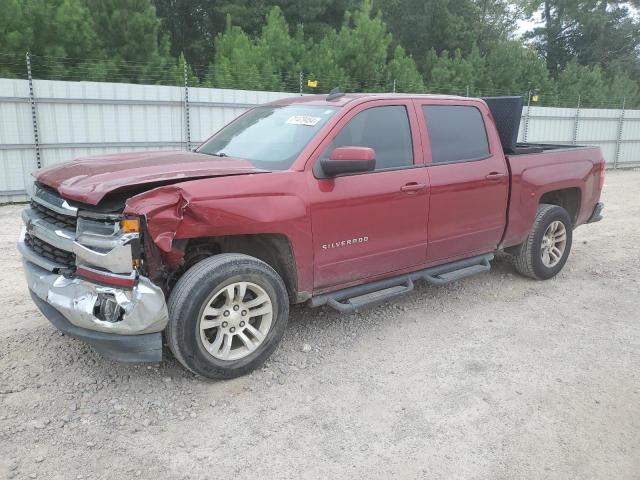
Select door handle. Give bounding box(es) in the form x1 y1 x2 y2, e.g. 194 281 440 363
400 182 427 192
485 172 506 181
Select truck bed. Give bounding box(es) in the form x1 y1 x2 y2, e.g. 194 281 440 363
508 143 592 156
501 145 604 249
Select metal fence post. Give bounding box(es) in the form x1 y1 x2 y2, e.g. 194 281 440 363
614 97 626 169
26 52 42 169
299 71 303 95
183 61 191 151
393 79 396 93
572 95 581 145
523 90 531 142
466 85 469 97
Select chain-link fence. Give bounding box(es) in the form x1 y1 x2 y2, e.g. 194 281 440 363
1 53 639 203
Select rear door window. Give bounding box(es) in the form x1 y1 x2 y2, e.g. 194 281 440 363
422 105 490 164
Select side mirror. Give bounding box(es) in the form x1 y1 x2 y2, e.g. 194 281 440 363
320 146 376 177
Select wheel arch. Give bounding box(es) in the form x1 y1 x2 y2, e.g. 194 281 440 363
538 187 582 225
177 233 304 304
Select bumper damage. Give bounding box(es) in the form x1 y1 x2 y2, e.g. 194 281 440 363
18 182 169 363
23 258 168 336
23 258 168 362
29 291 163 363
23 259 167 362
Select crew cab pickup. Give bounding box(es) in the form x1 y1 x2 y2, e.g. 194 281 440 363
18 93 605 378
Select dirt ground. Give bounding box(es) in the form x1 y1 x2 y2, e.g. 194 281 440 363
0 170 638 480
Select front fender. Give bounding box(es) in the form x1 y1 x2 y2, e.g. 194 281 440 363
124 172 314 293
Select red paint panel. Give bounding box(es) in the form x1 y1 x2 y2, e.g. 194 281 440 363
308 168 429 288
124 171 315 294
329 146 375 161
501 148 604 248
425 159 509 261
303 98 429 289
35 150 264 205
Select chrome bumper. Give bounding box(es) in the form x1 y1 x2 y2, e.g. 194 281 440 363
19 182 168 337
23 256 168 335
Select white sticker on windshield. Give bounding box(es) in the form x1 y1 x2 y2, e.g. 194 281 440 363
286 115 321 126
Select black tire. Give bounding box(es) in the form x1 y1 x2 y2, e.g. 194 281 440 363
166 253 289 379
512 204 573 280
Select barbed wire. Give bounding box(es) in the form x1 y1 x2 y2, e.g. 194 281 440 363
0 52 633 110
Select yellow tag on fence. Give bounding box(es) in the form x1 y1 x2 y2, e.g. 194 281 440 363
307 80 318 88
532 95 539 102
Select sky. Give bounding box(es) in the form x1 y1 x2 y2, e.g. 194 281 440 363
516 18 539 37
515 9 543 38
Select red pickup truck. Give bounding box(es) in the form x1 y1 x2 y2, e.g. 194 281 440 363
19 93 605 379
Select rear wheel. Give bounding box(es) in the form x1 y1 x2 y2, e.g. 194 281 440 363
166 254 289 379
512 204 573 280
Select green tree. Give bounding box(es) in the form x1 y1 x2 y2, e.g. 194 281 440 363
303 0 424 92
206 2 423 94
85 0 178 83
303 30 353 93
151 0 217 77
423 41 554 98
385 46 425 92
555 61 638 107
380 0 518 71
426 49 476 95
0 0 98 78
331 0 392 90
605 69 640 107
555 62 608 106
257 7 305 73
484 41 552 96
151 0 360 70
523 0 640 78
204 15 282 90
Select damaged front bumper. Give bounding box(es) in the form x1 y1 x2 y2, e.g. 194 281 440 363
22 256 168 336
29 289 164 363
18 183 169 363
20 242 168 363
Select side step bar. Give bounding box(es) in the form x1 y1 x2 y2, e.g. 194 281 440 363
311 254 492 313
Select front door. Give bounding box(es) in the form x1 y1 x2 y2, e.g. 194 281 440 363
307 100 430 290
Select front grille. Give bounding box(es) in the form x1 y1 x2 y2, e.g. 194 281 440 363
24 232 75 268
30 200 77 231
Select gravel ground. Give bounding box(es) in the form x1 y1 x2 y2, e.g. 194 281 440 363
1 170 639 480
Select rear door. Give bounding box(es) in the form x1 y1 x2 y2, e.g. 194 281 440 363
306 99 429 290
414 99 509 263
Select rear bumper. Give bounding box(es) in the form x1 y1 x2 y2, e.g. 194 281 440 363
30 291 162 363
587 202 604 223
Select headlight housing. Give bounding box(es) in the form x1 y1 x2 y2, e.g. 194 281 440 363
73 212 142 273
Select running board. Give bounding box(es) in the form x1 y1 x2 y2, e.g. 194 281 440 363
311 254 492 313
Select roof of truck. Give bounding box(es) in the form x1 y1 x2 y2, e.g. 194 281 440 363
267 93 472 107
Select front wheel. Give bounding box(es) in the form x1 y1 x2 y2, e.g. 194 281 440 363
166 254 289 379
512 204 573 280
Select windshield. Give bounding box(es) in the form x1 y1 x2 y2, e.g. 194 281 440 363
198 105 338 170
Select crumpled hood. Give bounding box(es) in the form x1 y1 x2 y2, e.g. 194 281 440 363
34 150 267 205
